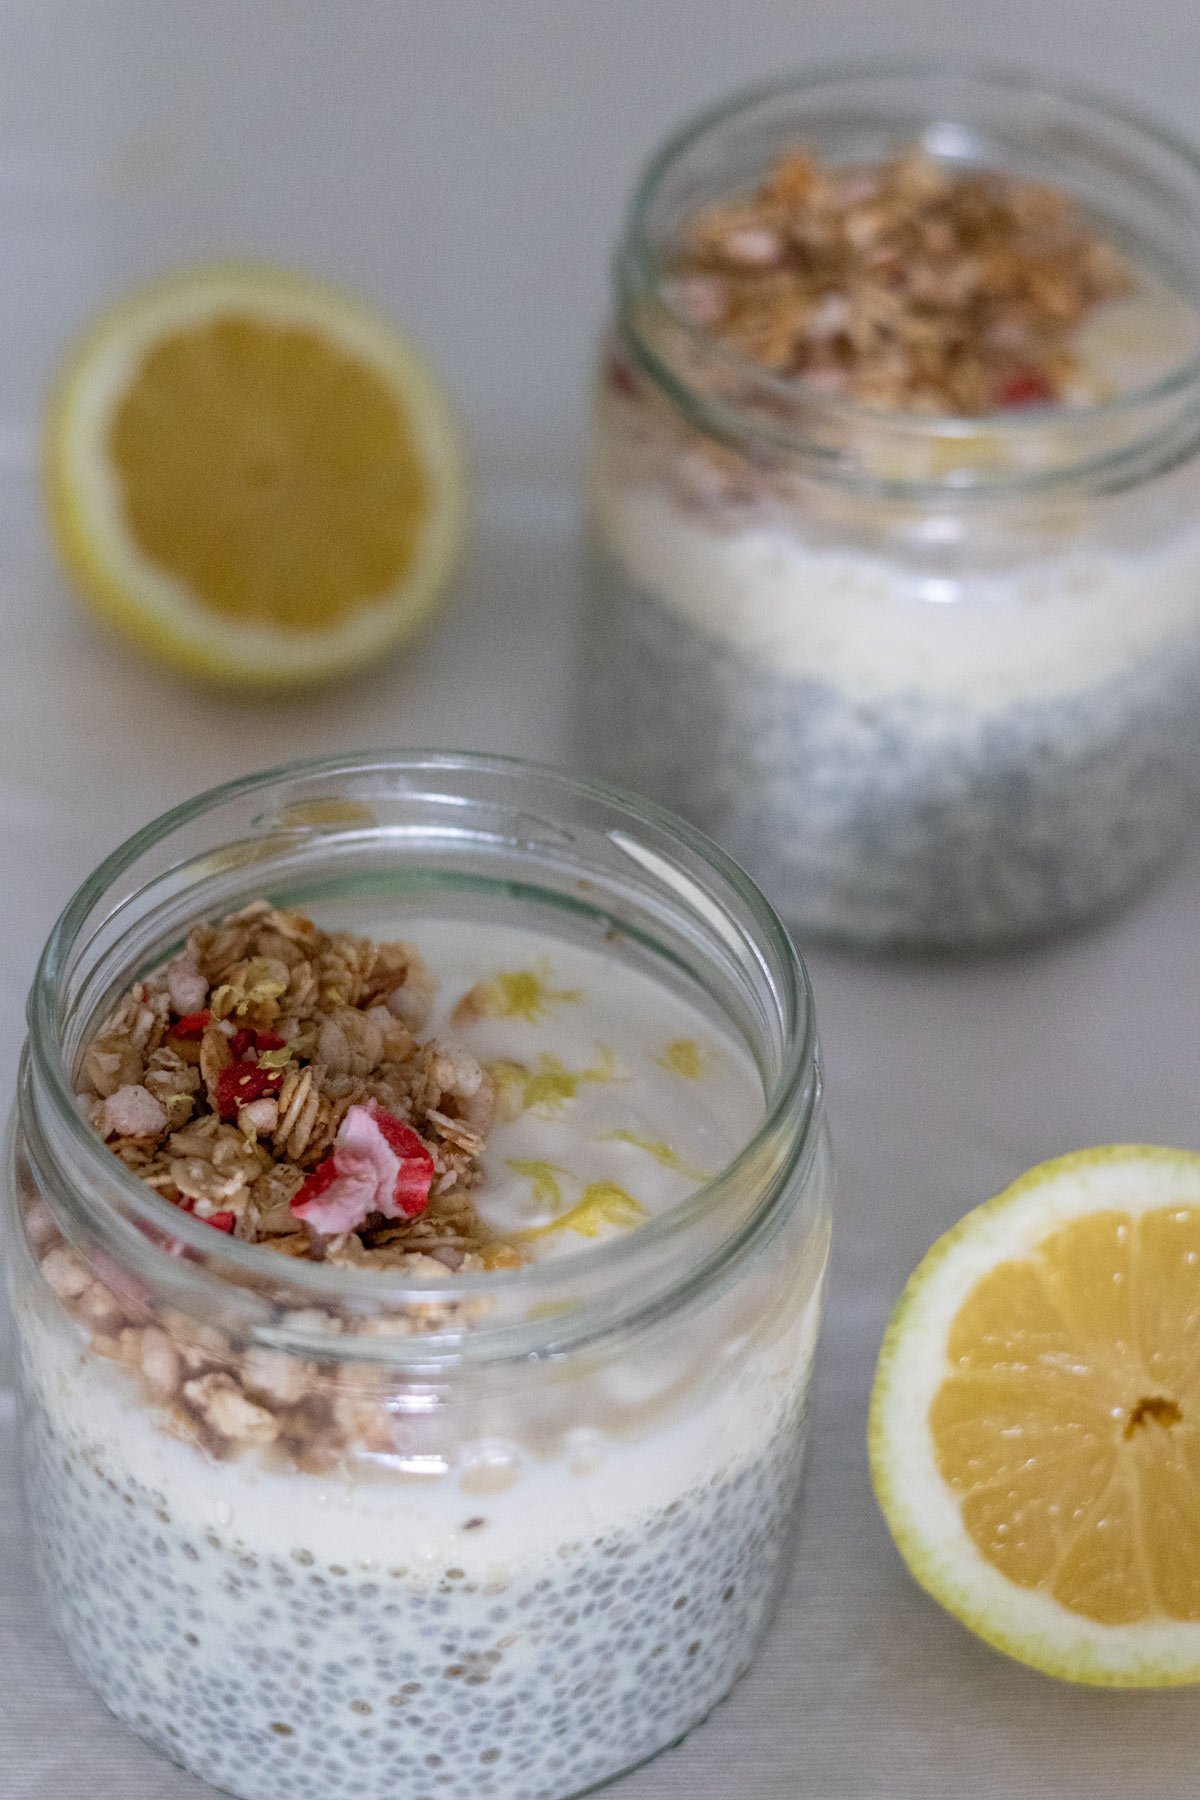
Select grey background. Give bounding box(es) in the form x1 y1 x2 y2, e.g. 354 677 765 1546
4 0 1200 488
3 3 1200 1795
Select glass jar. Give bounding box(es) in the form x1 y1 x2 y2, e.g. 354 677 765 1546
3 750 831 1800
581 67 1200 949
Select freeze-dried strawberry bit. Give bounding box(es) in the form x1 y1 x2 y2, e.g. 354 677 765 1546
290 1104 436 1235
171 1010 212 1040
228 1026 287 1061
215 1061 284 1120
292 1155 339 1208
341 1102 436 1222
180 1199 239 1234
997 370 1055 409
166 953 209 1017
290 1148 382 1236
372 1107 437 1218
102 1083 168 1140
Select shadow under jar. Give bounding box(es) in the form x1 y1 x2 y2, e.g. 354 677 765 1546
581 66 1200 950
4 751 831 1800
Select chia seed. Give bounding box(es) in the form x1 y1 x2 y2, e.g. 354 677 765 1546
581 543 1200 948
20 1371 807 1800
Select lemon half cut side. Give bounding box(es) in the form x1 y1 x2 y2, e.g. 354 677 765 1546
44 262 468 688
869 1146 1200 1686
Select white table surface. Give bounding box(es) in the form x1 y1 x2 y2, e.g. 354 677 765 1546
5 4 1200 1793
3 469 1200 1799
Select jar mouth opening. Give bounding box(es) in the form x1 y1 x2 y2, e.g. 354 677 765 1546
23 750 820 1346
616 60 1200 489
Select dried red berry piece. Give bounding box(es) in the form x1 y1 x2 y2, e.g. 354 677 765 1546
289 1148 380 1234
292 1155 339 1209
373 1109 436 1218
997 369 1055 409
171 1010 212 1039
289 1105 436 1232
179 1200 238 1234
215 1061 284 1120
228 1026 287 1061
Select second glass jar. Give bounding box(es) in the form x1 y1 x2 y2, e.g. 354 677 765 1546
580 66 1200 949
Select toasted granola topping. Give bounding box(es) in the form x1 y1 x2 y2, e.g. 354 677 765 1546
75 901 515 1273
666 145 1134 414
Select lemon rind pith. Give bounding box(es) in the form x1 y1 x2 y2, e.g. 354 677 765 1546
44 261 468 688
869 1145 1200 1687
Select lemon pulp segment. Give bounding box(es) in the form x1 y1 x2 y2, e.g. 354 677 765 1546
110 316 429 631
931 1204 1200 1625
44 263 467 687
869 1147 1200 1685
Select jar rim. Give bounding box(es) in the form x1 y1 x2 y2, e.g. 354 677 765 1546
21 749 821 1359
616 60 1200 494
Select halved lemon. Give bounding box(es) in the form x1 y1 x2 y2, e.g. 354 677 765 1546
869 1146 1200 1685
44 262 468 687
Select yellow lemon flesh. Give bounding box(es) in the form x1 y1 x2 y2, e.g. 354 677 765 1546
869 1146 1200 1685
44 263 467 687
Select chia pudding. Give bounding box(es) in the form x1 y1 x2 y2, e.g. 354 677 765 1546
6 756 830 1800
581 70 1200 948
19 1293 813 1800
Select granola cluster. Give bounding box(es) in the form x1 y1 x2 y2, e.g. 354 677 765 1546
25 1188 481 1469
75 899 518 1274
14 903 539 1465
666 145 1133 414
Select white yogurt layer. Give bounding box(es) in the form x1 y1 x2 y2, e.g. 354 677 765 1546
24 1270 823 1580
592 481 1200 711
393 916 764 1256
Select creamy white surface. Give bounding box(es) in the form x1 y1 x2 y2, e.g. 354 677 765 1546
593 480 1200 709
382 915 765 1255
